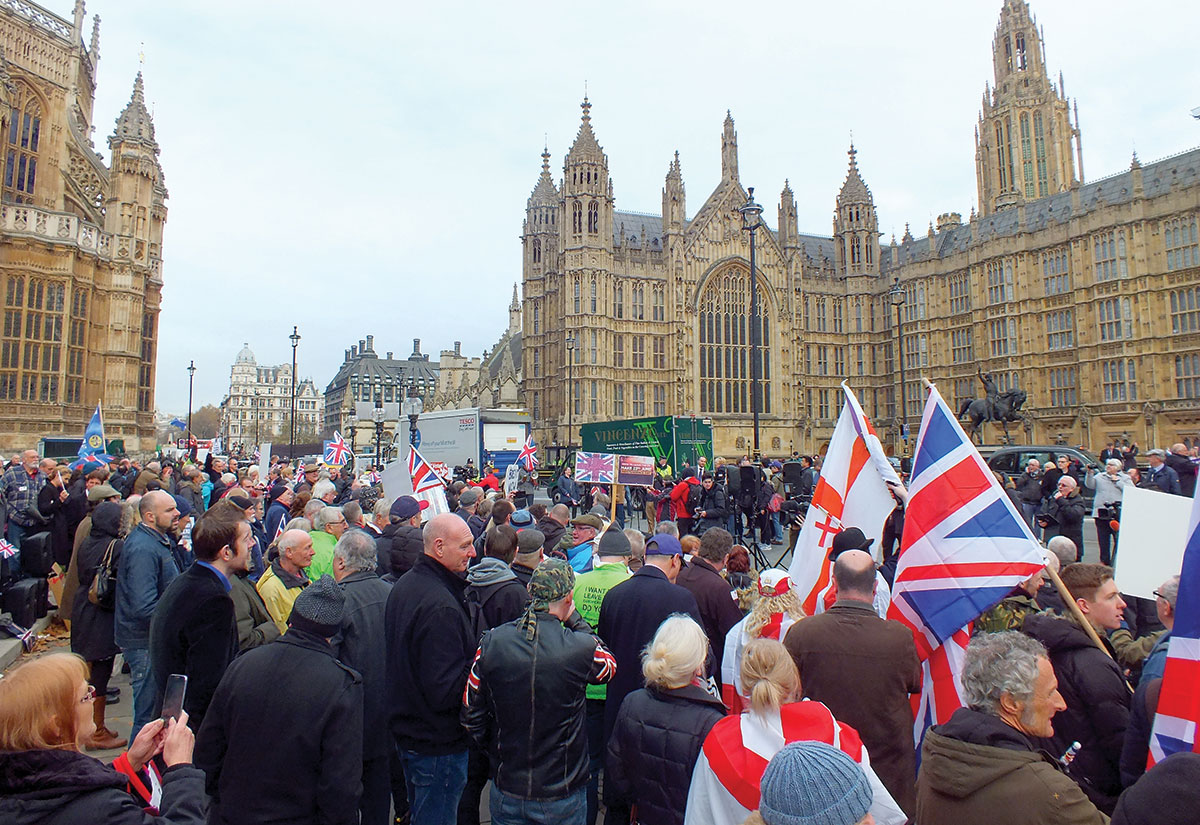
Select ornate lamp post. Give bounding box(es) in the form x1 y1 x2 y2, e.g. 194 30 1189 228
740 187 764 459
372 397 386 471
289 326 301 461
186 361 196 449
253 390 261 448
402 383 424 450
565 336 577 449
888 278 908 458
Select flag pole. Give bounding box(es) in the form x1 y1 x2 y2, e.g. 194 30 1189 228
1044 562 1126 669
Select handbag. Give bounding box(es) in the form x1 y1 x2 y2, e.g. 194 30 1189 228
768 493 784 513
87 539 119 610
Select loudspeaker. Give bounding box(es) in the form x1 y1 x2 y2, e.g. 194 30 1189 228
782 461 804 486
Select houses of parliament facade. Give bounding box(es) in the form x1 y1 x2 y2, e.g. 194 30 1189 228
520 0 1200 458
0 1 166 453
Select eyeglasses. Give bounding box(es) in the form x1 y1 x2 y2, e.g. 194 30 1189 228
80 685 96 704
1153 590 1172 604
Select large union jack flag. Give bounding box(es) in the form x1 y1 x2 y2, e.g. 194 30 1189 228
575 451 615 484
888 384 1045 747
408 446 444 495
324 431 351 466
1148 489 1200 766
518 434 539 473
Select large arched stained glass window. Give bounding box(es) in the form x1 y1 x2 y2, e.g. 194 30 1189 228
698 268 771 415
4 83 42 204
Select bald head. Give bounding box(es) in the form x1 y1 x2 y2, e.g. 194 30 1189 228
549 503 571 525
422 512 476 572
833 549 877 600
138 490 179 534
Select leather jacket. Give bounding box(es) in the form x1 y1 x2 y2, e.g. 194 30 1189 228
462 610 616 800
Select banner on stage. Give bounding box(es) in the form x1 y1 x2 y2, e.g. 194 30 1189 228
1113 486 1192 600
616 455 655 487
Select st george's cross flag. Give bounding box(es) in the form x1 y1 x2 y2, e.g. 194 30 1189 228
789 383 901 615
518 434 539 473
324 432 352 466
887 383 1045 747
407 446 444 495
1147 488 1200 767
575 451 616 485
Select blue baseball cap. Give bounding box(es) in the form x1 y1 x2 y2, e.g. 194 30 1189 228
645 534 683 556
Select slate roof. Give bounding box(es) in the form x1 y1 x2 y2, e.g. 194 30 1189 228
613 210 667 250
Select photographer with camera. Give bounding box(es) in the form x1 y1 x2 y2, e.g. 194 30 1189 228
1085 458 1132 566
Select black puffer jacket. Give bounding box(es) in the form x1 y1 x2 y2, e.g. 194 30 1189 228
70 501 123 663
0 749 207 825
375 521 423 580
462 610 615 800
606 683 726 825
1023 612 1130 812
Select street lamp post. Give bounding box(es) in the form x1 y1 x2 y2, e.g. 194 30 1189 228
565 336 577 449
888 278 908 459
402 384 424 450
372 397 386 471
348 412 358 471
289 326 301 462
253 390 261 447
186 361 196 451
740 187 764 459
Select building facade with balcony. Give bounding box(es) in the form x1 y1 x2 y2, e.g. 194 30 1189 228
219 343 321 453
322 335 437 437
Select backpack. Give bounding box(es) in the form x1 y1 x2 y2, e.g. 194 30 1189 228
686 481 704 513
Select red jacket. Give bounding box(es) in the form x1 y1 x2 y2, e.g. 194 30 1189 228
670 478 700 519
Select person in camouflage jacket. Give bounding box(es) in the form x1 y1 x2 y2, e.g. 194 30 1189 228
973 568 1045 635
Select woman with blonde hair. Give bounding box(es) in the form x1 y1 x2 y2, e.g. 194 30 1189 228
685 639 904 825
719 570 805 712
0 652 205 824
606 615 726 825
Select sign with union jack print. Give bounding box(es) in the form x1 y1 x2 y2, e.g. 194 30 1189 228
574 451 616 484
888 383 1045 747
1148 488 1200 767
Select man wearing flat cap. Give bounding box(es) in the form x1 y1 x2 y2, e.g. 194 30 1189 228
559 512 604 572
463 558 617 823
197 574 364 825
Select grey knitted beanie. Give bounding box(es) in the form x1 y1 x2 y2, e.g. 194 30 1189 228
288 574 345 637
759 741 872 825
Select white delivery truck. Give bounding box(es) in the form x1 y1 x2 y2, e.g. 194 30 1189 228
413 408 530 477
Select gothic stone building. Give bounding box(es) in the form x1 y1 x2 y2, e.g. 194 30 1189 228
520 0 1200 457
427 285 523 413
0 1 166 452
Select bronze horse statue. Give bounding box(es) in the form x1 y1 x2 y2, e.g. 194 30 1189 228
957 388 1028 444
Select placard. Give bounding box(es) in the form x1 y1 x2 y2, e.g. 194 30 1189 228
616 454 656 487
1112 486 1192 600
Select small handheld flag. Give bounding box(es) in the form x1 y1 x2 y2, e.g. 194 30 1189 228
71 404 113 469
518 434 539 473
324 432 352 466
408 446 445 495
0 538 16 559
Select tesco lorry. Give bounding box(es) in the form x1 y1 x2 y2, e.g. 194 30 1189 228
412 408 530 476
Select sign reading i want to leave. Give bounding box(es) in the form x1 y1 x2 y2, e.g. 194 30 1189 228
574 451 656 487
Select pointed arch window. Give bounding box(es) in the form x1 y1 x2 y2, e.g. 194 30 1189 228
698 268 771 415
850 236 862 266
572 202 582 234
587 201 599 234
532 238 542 263
1020 113 1034 199
4 84 42 204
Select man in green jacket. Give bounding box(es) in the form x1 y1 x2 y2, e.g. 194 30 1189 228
917 631 1108 825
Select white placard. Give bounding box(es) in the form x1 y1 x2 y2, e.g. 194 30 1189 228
1112 486 1192 600
381 459 413 505
258 442 271 486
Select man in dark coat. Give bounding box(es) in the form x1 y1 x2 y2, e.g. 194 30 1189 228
332 529 396 825
1022 563 1131 813
536 503 570 553
597 533 702 744
1144 449 1182 495
1165 443 1197 497
692 473 731 535
783 548 922 814
676 526 742 678
375 495 427 580
384 513 477 825
149 502 245 734
465 524 529 632
1038 475 1087 561
196 575 364 825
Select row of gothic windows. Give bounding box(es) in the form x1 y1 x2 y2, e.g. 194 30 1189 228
4 83 41 205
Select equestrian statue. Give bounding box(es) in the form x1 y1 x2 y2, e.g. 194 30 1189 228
956 368 1027 444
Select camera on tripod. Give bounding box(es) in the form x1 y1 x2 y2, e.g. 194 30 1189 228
1097 501 1122 523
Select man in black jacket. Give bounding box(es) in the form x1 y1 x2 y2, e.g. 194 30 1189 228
1165 443 1197 497
693 473 731 534
148 503 244 734
463 558 616 823
1038 475 1087 561
466 524 529 632
375 495 428 580
332 529 396 825
675 526 741 677
384 513 477 825
1022 563 1131 813
196 574 364 825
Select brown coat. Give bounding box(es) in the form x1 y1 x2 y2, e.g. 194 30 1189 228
782 599 921 814
917 708 1108 825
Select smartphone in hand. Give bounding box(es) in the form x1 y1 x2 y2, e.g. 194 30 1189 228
160 673 188 723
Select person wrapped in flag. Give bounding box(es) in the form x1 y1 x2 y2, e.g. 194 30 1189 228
719 570 806 714
686 638 905 825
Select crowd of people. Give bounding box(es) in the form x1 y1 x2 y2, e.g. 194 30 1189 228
0 446 1197 825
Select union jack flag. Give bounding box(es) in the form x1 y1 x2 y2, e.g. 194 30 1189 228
575 451 615 484
1148 489 1200 766
888 384 1045 747
364 470 382 486
324 431 351 466
408 446 444 495
518 434 539 472
0 538 16 559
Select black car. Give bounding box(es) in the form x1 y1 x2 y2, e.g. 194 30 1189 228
986 445 1100 504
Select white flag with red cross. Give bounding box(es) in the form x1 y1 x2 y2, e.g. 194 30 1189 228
788 382 901 615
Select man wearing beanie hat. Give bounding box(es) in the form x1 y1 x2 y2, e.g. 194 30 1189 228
196 574 364 825
464 558 617 823
572 527 634 823
746 741 874 825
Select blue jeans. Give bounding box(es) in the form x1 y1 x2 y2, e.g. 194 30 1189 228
5 519 31 550
490 786 586 825
399 747 468 825
771 511 783 543
585 699 605 825
122 647 156 738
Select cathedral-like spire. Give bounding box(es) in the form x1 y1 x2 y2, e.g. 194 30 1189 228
510 282 520 311
567 95 604 160
721 110 738 183
836 142 872 205
529 145 558 204
109 71 158 152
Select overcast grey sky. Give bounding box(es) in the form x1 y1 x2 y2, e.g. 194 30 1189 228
79 0 1199 414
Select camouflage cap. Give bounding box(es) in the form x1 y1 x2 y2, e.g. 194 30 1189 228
528 557 576 609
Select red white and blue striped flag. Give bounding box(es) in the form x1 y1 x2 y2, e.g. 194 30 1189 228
1147 489 1200 766
519 434 539 472
407 446 444 495
888 383 1045 747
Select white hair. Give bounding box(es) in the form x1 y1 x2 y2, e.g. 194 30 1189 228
1105 458 1123 470
961 631 1047 716
313 506 342 532
1046 535 1076 567
641 615 709 689
311 479 336 500
334 529 377 573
